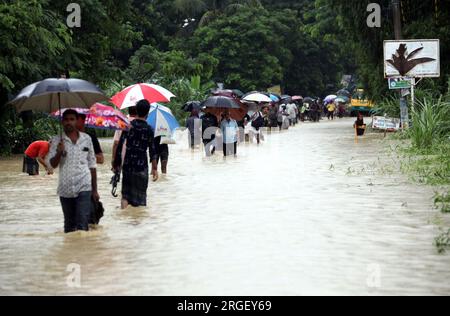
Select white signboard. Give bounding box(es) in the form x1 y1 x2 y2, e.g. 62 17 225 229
384 40 440 78
372 116 401 131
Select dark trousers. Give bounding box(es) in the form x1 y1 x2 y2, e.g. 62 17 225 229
60 191 92 233
223 142 237 157
327 111 334 120
23 155 39 175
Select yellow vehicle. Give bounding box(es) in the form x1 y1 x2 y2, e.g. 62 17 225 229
350 89 374 115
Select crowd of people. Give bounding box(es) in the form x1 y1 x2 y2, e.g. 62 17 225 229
21 94 365 234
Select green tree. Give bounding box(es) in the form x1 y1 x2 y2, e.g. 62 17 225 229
174 0 263 26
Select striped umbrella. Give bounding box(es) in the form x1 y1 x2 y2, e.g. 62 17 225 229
111 83 175 109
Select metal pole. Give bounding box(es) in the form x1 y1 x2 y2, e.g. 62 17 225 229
392 0 402 40
392 0 407 128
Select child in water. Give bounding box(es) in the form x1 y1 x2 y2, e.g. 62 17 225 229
353 113 366 136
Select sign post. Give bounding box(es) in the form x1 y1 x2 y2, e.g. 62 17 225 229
383 39 440 129
388 77 412 89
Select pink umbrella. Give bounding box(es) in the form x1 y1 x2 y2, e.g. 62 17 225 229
292 96 303 101
111 83 175 109
52 103 130 131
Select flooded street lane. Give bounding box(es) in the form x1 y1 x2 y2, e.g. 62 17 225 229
1 118 449 295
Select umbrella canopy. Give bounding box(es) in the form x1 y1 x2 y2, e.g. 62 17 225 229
242 92 272 103
336 89 351 98
232 89 244 98
52 103 129 131
292 96 303 101
7 78 109 113
324 95 337 103
281 95 292 103
147 103 180 137
212 89 233 96
335 96 349 103
201 96 241 109
182 101 201 113
111 83 175 109
268 93 280 103
303 97 315 104
201 96 247 121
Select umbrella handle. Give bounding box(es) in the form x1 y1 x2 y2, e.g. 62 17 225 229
58 92 62 138
58 93 68 156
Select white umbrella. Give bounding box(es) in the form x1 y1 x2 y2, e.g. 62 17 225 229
242 92 272 103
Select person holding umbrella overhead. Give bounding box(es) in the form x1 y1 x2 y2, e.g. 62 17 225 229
8 77 108 233
47 110 99 233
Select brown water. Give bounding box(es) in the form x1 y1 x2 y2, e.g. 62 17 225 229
1 118 449 295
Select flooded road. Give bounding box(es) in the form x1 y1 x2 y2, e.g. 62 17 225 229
1 118 449 295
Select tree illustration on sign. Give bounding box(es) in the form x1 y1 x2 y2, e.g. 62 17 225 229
386 44 436 76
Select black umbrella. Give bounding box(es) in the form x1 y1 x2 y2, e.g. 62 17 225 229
201 96 240 109
7 78 109 137
8 78 109 113
182 101 201 112
281 95 292 103
303 97 314 103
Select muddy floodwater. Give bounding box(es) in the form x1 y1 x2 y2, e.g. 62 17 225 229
0 118 449 295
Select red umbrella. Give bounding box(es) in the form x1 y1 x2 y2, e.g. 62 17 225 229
111 83 175 109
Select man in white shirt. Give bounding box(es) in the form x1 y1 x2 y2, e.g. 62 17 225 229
48 109 99 233
287 103 298 126
220 110 239 157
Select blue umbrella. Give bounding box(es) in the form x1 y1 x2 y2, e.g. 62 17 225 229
269 94 280 102
147 103 180 137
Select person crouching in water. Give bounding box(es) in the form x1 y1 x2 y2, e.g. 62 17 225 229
114 100 158 209
354 113 367 136
47 110 99 233
23 140 53 176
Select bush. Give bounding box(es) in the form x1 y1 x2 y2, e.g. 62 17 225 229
408 96 450 150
